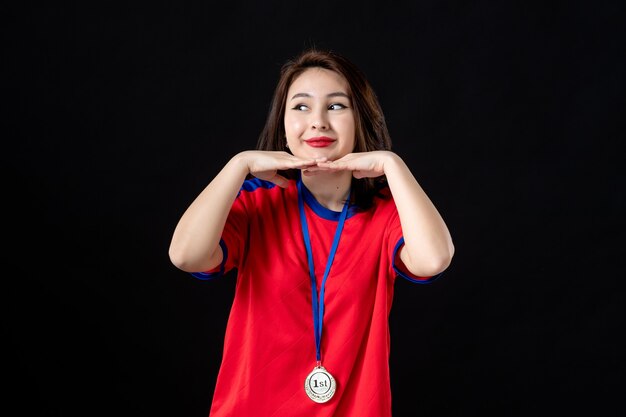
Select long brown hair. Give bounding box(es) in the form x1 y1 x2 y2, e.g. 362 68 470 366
257 48 392 209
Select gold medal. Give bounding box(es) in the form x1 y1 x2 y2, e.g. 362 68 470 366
304 365 336 403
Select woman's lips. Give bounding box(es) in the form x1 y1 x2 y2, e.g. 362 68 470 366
304 137 335 148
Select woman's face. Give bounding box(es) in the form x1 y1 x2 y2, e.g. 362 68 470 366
284 68 356 161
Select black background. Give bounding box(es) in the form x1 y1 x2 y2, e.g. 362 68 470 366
4 1 624 416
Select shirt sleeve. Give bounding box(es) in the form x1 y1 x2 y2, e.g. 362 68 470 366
190 189 249 280
386 203 443 284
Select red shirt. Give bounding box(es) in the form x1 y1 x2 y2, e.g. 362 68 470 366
192 177 439 416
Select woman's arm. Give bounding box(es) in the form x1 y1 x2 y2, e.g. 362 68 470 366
169 151 317 273
381 153 454 277
315 151 454 277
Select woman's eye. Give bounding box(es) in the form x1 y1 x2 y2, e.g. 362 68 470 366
329 103 348 110
292 104 309 111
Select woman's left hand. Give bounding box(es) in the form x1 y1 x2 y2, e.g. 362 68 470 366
307 151 394 178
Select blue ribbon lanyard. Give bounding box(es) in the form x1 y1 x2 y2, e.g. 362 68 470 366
297 179 351 364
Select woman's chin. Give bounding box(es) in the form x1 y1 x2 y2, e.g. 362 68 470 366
308 150 332 160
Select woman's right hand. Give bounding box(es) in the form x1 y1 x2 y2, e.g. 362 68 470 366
236 151 320 187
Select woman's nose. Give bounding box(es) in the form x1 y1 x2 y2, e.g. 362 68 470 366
311 111 329 130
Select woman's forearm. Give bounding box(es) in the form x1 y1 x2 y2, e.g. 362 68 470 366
384 153 455 277
168 153 250 273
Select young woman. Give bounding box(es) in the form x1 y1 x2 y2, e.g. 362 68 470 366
169 48 454 416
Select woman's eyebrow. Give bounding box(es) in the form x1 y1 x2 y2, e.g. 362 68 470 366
290 92 350 100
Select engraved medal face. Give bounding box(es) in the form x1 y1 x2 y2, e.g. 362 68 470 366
304 366 336 403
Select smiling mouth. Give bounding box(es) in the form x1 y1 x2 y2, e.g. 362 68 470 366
305 137 335 148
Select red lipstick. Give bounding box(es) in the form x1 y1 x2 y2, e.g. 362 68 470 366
304 136 335 148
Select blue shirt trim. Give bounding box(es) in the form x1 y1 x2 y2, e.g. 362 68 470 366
191 239 228 280
239 177 277 195
300 178 359 221
392 237 443 284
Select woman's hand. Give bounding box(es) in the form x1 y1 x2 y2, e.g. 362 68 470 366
307 151 394 178
238 151 322 187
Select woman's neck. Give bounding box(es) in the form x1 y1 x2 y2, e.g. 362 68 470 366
301 170 352 212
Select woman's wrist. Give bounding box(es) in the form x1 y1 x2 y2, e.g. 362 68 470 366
231 151 254 176
381 151 403 175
